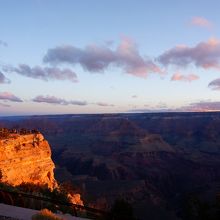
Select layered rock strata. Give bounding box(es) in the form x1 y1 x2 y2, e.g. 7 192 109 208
0 133 57 189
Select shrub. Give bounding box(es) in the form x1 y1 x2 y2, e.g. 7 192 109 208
32 209 63 220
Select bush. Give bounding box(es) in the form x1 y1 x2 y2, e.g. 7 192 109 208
32 209 63 220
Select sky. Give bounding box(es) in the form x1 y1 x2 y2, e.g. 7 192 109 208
1 0 220 116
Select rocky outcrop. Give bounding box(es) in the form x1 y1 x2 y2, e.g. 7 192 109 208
68 193 84 206
0 133 57 189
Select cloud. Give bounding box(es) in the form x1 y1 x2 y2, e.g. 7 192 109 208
0 72 10 84
128 108 173 113
3 64 78 82
128 101 220 113
128 102 171 113
0 103 10 107
69 100 88 105
43 37 162 78
32 95 87 106
132 95 138 98
33 96 115 107
0 40 7 47
95 102 114 107
190 16 213 28
181 101 220 112
158 38 220 70
171 72 199 82
208 78 220 90
0 92 23 102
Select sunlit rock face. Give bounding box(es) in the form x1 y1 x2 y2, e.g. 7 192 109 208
0 133 57 189
68 193 84 206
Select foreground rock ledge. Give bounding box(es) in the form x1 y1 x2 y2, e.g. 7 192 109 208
0 133 57 189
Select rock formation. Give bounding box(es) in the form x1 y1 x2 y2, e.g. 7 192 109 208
0 133 57 189
68 193 84 206
0 131 84 205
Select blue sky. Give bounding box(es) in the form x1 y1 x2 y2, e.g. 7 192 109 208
1 0 220 115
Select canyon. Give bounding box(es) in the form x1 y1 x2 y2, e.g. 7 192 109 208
0 113 220 219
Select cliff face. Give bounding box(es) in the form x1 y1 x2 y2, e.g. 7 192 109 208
0 133 57 189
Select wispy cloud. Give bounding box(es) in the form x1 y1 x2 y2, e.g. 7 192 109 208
0 40 7 47
3 64 78 83
131 95 138 98
128 100 220 113
190 16 213 28
128 102 171 113
158 38 220 70
0 103 10 107
33 95 116 107
208 78 220 90
181 101 220 112
0 72 10 84
95 102 114 107
128 108 173 113
171 72 199 82
43 37 162 78
32 95 87 106
0 92 23 102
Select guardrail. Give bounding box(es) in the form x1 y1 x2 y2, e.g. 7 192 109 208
0 188 110 219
